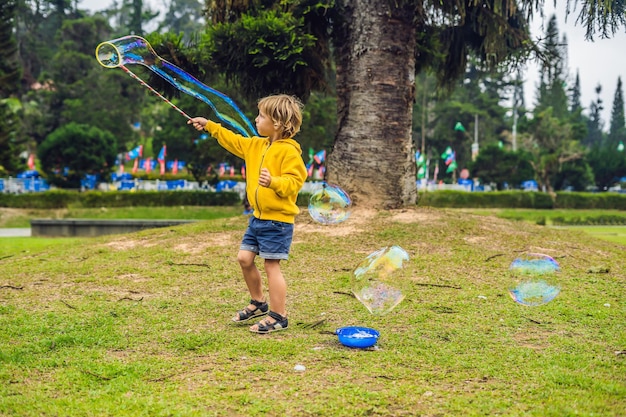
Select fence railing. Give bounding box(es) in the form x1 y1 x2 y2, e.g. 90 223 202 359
1 177 498 196
0 177 250 198
0 178 51 193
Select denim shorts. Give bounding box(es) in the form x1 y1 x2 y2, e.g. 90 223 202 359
240 216 294 260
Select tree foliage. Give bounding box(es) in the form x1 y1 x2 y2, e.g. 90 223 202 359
38 122 117 188
205 8 324 101
470 144 534 190
0 0 23 175
523 108 587 193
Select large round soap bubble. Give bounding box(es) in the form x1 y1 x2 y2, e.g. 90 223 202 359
508 253 561 306
308 183 352 225
351 246 409 314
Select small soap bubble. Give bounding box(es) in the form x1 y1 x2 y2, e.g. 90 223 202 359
351 246 409 314
308 183 351 224
508 253 560 306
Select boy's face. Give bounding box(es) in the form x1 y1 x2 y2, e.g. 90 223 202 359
255 110 280 137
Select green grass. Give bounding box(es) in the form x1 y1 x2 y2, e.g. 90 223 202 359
557 225 626 245
468 208 626 226
0 206 243 228
0 207 625 416
0 237 85 259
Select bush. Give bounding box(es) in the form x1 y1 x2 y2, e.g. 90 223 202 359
417 190 554 209
38 123 118 188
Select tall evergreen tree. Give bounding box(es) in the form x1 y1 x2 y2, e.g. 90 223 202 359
0 0 20 97
157 0 205 39
570 71 582 113
607 76 626 147
567 70 587 142
588 76 626 189
584 84 604 147
534 14 569 120
102 0 158 37
0 0 22 175
130 0 143 35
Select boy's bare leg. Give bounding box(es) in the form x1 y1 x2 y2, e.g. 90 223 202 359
237 249 265 312
249 259 286 331
262 259 286 319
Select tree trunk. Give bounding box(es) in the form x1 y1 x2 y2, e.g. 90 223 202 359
327 0 417 209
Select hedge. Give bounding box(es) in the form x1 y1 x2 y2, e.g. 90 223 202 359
3 190 626 210
417 190 555 209
417 190 626 209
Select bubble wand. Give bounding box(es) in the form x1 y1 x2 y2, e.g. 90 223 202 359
95 35 257 137
119 64 191 120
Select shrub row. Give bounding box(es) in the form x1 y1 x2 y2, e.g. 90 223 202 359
538 214 626 226
418 190 626 210
3 190 626 210
417 190 555 209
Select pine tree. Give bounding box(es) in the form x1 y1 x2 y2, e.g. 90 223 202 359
0 0 20 97
570 71 582 114
584 84 604 147
534 15 569 120
607 77 626 147
0 0 22 175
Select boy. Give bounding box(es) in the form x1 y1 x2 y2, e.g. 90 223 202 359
187 94 308 333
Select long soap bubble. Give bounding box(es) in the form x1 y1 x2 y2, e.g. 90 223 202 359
95 36 257 137
351 246 409 315
508 253 561 306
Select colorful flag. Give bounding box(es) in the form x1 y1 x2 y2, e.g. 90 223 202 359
127 145 143 160
172 159 178 175
145 157 152 173
157 145 166 162
27 154 35 170
314 150 326 164
132 158 139 173
441 146 456 173
441 146 453 160
415 151 426 180
157 145 166 175
445 151 455 166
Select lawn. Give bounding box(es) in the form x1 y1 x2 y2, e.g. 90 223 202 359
0 206 624 416
556 225 626 245
0 206 243 228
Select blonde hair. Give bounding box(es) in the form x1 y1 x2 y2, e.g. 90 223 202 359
258 94 304 139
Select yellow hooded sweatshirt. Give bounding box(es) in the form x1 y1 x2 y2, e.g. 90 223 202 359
205 120 307 224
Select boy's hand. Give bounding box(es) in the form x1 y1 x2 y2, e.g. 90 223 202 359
259 168 272 187
187 117 208 131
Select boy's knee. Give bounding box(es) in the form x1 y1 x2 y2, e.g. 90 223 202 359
237 251 254 268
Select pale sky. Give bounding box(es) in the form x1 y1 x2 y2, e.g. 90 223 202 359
81 0 626 127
